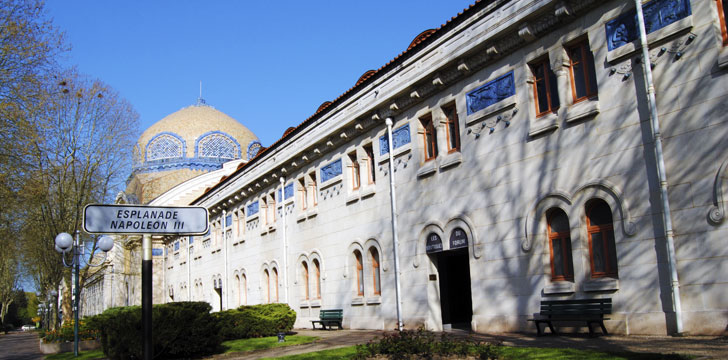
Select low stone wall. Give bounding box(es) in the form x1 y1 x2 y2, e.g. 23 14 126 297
39 339 101 354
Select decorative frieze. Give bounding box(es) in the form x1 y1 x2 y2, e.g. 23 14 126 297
466 71 516 115
379 124 412 155
320 158 343 183
605 0 691 51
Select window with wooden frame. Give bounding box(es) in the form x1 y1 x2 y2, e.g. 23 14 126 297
298 178 307 210
530 57 560 116
268 192 276 222
420 114 438 161
718 0 728 45
260 198 268 225
348 151 360 190
264 269 270 303
567 39 599 103
370 247 381 295
586 199 619 278
443 103 460 152
309 172 318 206
302 262 310 300
313 258 321 299
237 209 245 236
272 268 279 302
363 144 376 184
547 208 574 281
354 250 364 296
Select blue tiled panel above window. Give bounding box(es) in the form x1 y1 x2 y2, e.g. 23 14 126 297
189 236 194 244
379 124 411 155
225 214 232 227
247 201 259 216
174 241 180 251
321 159 342 183
606 0 691 51
284 183 294 199
153 248 163 256
466 71 515 115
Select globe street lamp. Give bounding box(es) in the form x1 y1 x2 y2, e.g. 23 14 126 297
55 231 114 357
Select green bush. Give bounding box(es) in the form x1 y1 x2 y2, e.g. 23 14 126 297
353 328 499 360
214 303 296 340
87 302 221 359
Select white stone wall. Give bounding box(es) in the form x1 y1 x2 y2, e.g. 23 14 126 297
160 0 728 336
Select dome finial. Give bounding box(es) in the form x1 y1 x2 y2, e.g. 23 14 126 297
197 80 207 106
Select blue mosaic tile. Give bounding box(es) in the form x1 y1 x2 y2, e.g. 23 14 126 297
466 71 515 115
379 124 411 156
321 158 342 183
247 201 259 216
606 0 691 51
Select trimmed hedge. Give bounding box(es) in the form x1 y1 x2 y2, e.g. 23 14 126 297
214 303 296 340
87 302 220 359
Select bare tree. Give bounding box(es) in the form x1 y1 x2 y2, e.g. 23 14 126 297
20 70 139 321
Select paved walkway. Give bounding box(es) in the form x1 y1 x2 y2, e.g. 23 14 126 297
0 331 45 360
211 329 728 359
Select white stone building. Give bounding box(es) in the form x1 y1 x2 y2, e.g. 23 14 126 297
85 0 728 336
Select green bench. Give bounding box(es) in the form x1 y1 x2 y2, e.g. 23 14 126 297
528 298 611 336
311 309 343 330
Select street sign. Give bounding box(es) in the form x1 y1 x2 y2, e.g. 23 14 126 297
83 204 209 235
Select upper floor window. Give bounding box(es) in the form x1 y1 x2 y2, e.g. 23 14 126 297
586 200 619 278
363 144 376 184
568 40 598 103
348 151 361 190
268 192 276 223
719 0 728 45
310 172 318 206
547 208 574 281
420 114 437 161
530 57 560 116
443 104 460 152
370 248 381 295
298 178 308 210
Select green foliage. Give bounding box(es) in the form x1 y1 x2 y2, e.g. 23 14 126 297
214 303 296 340
220 335 318 354
497 347 692 360
45 349 106 360
260 346 359 360
353 328 499 360
39 319 99 342
87 302 220 359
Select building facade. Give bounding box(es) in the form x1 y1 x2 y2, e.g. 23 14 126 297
89 0 728 336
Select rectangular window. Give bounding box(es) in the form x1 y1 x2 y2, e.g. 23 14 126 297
349 151 360 190
310 172 318 206
260 198 268 225
443 104 460 152
719 0 728 45
363 144 375 184
269 192 276 222
568 40 598 103
298 178 308 210
530 57 560 116
420 114 437 161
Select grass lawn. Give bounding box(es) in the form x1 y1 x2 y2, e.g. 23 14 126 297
260 345 358 360
261 345 691 360
45 349 106 360
220 335 319 354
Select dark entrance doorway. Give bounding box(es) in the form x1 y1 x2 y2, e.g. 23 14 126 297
435 247 473 330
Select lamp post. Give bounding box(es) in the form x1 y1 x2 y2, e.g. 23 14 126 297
55 231 114 357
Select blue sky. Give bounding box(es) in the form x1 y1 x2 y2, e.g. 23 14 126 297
45 0 476 146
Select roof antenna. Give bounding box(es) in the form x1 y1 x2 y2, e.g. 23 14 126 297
197 81 206 106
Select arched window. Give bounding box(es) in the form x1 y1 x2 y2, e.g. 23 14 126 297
370 248 381 295
241 274 247 305
354 250 364 296
146 133 184 161
235 275 241 307
197 132 239 159
272 268 279 302
547 208 574 281
586 199 618 278
313 258 321 299
302 262 310 300
264 269 270 303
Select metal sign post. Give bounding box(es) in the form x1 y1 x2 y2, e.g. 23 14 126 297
84 204 209 360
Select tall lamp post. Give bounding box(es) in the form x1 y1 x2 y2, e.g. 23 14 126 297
55 231 114 357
